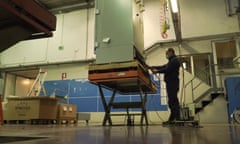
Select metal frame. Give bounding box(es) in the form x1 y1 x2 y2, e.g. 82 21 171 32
88 60 157 126
98 83 148 126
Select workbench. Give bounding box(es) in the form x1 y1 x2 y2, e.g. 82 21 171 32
88 60 157 126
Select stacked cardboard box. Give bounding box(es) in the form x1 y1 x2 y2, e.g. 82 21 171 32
5 96 58 121
57 104 77 124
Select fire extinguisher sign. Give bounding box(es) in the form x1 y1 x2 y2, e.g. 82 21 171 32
62 72 67 80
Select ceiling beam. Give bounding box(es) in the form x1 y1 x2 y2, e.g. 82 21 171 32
49 1 95 14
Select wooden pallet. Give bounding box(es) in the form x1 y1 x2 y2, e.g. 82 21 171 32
88 60 157 94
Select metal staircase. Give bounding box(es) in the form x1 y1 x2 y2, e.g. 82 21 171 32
181 53 225 115
194 90 224 114
183 68 225 115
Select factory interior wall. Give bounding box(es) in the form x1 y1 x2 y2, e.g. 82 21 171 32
5 63 230 124
143 0 239 48
0 8 95 68
180 0 238 38
1 0 240 124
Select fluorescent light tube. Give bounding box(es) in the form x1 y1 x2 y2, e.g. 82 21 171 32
170 0 178 13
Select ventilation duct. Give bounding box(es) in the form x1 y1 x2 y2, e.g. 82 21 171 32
225 0 239 16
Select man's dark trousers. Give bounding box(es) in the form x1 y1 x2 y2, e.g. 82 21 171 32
166 80 180 121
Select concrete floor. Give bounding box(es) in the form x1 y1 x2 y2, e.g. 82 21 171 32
0 124 240 144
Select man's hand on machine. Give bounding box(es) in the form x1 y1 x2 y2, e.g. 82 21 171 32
147 66 158 74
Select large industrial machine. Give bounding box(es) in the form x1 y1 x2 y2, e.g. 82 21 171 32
94 0 145 64
89 0 157 126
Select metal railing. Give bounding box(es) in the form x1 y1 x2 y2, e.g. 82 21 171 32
183 64 212 104
183 62 240 104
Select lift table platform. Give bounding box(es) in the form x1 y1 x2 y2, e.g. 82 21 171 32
88 60 157 126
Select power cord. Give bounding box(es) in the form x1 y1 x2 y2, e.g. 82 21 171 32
147 72 168 124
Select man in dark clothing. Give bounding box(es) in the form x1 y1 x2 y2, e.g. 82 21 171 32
149 48 180 124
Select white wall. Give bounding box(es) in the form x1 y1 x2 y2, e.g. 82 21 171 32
15 77 34 96
42 63 89 81
180 0 239 38
143 0 239 49
143 0 176 48
0 9 95 68
197 96 229 123
3 74 16 101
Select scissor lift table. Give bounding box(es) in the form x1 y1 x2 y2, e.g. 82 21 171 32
88 60 157 126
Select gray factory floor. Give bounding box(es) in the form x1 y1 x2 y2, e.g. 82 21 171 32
0 123 240 144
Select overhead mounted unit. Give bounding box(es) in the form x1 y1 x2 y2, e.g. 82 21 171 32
0 0 56 52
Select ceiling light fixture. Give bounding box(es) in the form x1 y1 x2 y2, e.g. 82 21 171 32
170 0 179 13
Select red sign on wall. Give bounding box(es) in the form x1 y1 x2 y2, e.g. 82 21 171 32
62 73 67 80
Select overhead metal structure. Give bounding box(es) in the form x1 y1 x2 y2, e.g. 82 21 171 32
0 0 57 52
36 0 94 14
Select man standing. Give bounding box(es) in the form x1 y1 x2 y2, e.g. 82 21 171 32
149 48 180 124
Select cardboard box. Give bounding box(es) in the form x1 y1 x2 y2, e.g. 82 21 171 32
77 112 90 121
57 104 77 120
5 96 58 120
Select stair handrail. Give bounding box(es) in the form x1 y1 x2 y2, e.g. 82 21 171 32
183 64 212 102
183 62 232 105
